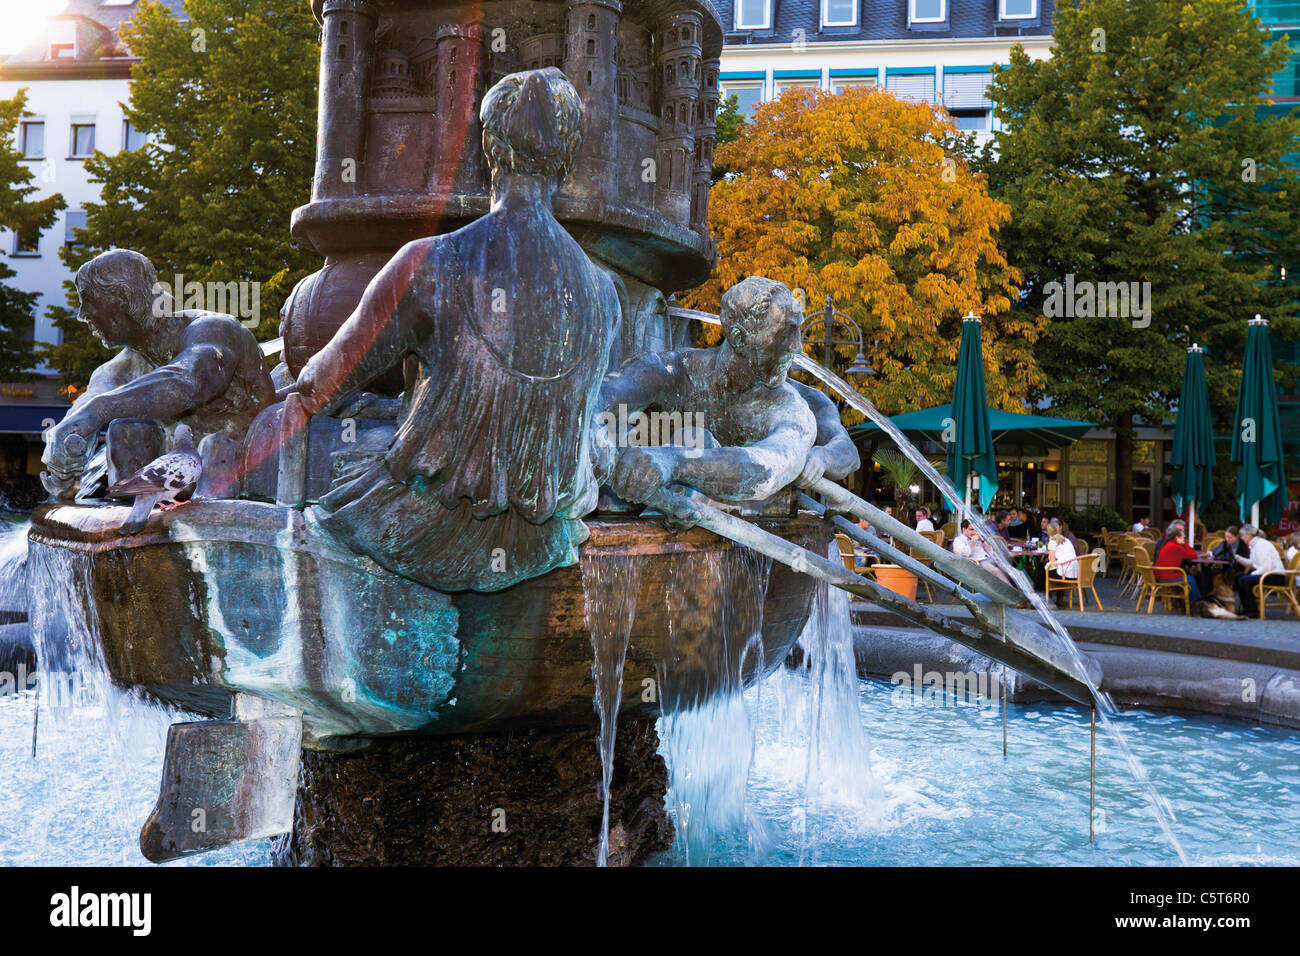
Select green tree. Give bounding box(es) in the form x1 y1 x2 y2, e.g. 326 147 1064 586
710 93 745 183
40 0 321 382
980 0 1300 520
0 90 65 380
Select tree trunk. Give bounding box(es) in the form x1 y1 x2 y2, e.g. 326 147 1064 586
1114 411 1135 524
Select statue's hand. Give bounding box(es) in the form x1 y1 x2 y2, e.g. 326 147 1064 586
795 446 830 489
40 470 78 500
44 417 93 482
610 446 679 505
659 491 701 532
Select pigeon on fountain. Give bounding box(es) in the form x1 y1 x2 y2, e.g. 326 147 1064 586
107 424 202 535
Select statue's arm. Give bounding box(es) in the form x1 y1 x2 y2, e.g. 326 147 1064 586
598 350 684 414
669 396 817 501
294 242 426 416
62 332 237 434
790 380 860 483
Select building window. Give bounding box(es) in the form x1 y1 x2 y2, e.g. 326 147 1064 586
999 0 1037 19
948 109 989 131
48 21 76 59
64 210 87 251
70 123 96 158
122 120 148 151
774 77 819 96
13 226 40 256
19 122 45 158
822 0 858 27
832 75 877 93
721 82 763 119
908 0 946 24
735 0 772 30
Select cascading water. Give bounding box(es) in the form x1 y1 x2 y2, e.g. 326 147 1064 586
790 352 1191 865
1 539 269 865
0 520 31 681
580 552 643 867
655 547 773 865
798 552 882 816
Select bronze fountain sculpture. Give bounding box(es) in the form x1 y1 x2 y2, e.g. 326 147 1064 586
27 0 1092 866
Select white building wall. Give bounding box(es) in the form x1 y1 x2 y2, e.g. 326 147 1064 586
0 74 132 364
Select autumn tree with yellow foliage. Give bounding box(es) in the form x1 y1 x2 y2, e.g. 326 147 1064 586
683 86 1043 416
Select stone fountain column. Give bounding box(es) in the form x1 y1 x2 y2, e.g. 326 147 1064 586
275 721 672 866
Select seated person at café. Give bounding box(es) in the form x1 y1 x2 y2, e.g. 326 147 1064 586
914 506 934 532
1234 524 1285 617
859 504 894 548
1155 524 1202 605
1132 515 1152 534
1212 526 1248 562
991 510 1014 542
1038 516 1052 544
1007 508 1027 537
1150 520 1186 565
1285 531 1299 565
1210 526 1248 600
952 518 1010 583
1045 520 1079 607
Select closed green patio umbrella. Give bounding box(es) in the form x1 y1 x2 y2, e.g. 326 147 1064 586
1170 344 1216 547
1231 316 1288 527
947 314 998 513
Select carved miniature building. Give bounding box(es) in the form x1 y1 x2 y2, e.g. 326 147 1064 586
288 0 722 388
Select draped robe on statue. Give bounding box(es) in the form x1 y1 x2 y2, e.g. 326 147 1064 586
295 204 619 592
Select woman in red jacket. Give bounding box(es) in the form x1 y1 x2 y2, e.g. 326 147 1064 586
1155 527 1202 604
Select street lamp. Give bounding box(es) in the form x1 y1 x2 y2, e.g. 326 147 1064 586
800 294 875 384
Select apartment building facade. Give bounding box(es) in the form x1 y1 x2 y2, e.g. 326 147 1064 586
710 0 1056 140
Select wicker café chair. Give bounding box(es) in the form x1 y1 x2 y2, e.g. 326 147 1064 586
908 543 936 602
919 529 946 549
1134 560 1191 615
1123 537 1154 593
1117 537 1140 594
835 533 856 571
835 533 875 580
1046 552 1104 611
1104 531 1127 577
1201 533 1224 553
941 522 959 542
1256 552 1300 621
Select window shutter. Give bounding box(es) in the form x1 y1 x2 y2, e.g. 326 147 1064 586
944 73 991 109
886 74 935 102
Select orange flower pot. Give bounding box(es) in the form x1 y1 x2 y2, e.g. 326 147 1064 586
872 564 917 601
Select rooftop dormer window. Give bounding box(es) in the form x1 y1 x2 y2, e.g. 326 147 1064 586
735 0 772 31
822 0 858 27
999 0 1038 19
908 0 947 25
48 21 76 59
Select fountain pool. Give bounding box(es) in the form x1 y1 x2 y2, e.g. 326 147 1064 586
4 673 1296 867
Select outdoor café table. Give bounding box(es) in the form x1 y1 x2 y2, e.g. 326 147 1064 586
1009 546 1049 588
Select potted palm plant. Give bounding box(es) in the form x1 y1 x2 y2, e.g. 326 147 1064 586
869 449 947 601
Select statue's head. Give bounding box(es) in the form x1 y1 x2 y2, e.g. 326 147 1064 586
720 277 803 389
480 67 582 188
74 249 167 348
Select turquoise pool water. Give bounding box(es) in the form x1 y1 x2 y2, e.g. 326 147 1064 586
3 671 1298 866
646 669 1300 866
